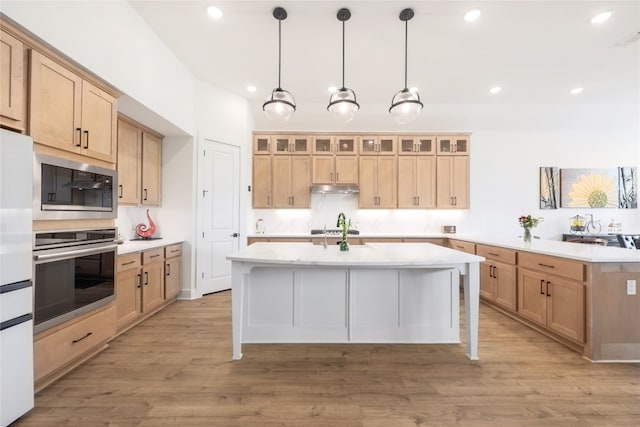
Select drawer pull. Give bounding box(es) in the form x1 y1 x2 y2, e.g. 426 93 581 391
538 263 555 269
144 272 149 286
488 252 499 257
456 245 464 249
166 263 171 276
150 254 160 259
546 281 551 297
122 260 136 266
72 332 92 344
136 274 142 288
540 279 545 295
170 249 180 253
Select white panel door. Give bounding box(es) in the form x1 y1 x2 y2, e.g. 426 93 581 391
197 139 240 295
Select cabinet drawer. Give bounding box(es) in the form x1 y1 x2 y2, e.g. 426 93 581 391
116 252 140 272
476 244 517 264
518 252 585 282
165 243 182 258
448 239 476 254
142 247 164 264
34 305 116 381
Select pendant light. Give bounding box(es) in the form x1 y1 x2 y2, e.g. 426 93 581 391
263 7 296 121
389 8 423 124
327 8 359 122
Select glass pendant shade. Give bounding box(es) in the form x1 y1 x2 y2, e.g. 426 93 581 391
328 87 359 122
263 87 296 121
389 88 423 124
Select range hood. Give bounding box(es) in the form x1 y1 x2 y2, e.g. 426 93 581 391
310 184 359 194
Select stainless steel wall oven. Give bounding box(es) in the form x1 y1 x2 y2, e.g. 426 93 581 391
32 228 117 333
33 153 117 220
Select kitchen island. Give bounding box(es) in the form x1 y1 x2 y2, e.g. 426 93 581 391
227 242 485 361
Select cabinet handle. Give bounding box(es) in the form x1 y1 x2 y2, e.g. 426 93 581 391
83 130 89 149
488 252 499 257
72 332 92 344
454 196 457 206
538 263 555 269
546 281 551 297
267 196 270 206
166 263 171 276
540 279 545 295
330 172 333 181
118 185 123 198
493 267 498 279
170 249 180 253
136 273 142 288
336 172 339 182
144 272 149 286
122 260 136 266
291 196 294 206
416 196 419 205
143 189 148 201
76 128 82 147
489 265 494 278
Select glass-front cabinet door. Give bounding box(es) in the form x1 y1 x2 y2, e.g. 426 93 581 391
253 135 271 154
359 136 396 155
437 136 469 155
313 136 334 154
335 136 358 155
273 135 311 154
399 136 435 155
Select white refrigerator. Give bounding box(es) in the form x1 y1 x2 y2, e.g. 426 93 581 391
0 128 34 426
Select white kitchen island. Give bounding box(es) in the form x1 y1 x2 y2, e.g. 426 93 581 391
227 242 485 361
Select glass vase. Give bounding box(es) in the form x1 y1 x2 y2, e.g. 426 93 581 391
523 227 532 243
339 238 349 252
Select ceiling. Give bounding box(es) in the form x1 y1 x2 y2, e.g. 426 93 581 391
128 0 639 112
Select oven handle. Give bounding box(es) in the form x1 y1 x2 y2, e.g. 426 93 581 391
34 244 118 262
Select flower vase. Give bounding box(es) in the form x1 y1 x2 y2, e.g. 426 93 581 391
523 227 532 243
339 237 349 252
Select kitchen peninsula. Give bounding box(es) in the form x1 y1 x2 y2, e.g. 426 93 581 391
227 242 485 361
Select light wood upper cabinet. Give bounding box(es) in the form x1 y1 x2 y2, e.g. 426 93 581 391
141 131 161 205
359 156 396 208
273 135 311 155
436 156 469 208
398 136 436 155
30 50 116 162
398 156 436 208
0 29 26 131
360 135 396 155
117 116 162 206
253 135 272 154
437 135 469 155
252 155 272 208
116 118 141 204
312 155 358 185
272 156 310 208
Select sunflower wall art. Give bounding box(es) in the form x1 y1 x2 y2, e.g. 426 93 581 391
560 168 620 208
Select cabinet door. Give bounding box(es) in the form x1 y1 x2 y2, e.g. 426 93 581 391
377 136 397 155
437 136 469 155
115 268 141 329
0 29 25 130
141 132 161 206
494 261 516 311
547 277 585 342
252 156 271 208
116 118 141 204
436 156 454 207
141 262 164 313
272 156 292 207
451 156 469 208
397 157 417 208
415 156 436 208
165 256 181 300
358 157 377 208
80 81 116 162
437 156 468 208
312 136 333 154
479 261 496 301
290 156 310 208
30 50 82 153
290 135 311 154
312 156 333 184
518 268 547 326
253 135 271 154
335 156 358 184
376 157 397 208
335 136 357 154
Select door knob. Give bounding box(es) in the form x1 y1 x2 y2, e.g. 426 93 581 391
230 233 239 237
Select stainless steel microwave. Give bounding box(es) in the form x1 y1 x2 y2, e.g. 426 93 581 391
33 153 118 220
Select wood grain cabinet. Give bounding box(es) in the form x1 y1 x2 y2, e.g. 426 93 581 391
517 252 585 343
312 136 358 185
252 155 272 208
360 135 396 155
476 244 517 311
398 155 436 208
0 29 26 132
164 244 182 300
30 50 117 162
359 156 397 208
272 156 310 208
117 115 163 206
253 134 272 154
115 252 142 330
436 136 469 208
272 135 311 155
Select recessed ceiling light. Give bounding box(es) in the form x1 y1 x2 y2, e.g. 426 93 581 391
570 87 584 95
489 87 501 94
247 85 256 93
464 10 481 22
590 10 614 24
207 6 223 20
328 86 337 94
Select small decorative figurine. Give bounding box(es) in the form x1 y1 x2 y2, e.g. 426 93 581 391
135 209 157 239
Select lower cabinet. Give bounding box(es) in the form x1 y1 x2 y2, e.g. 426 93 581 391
34 305 115 391
476 244 517 311
115 243 182 332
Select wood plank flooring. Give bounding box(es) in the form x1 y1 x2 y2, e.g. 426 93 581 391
14 291 640 426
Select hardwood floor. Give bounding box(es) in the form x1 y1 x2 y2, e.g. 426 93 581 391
15 291 639 426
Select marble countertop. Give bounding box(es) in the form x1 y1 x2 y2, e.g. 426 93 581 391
117 237 183 255
228 242 485 267
246 233 640 263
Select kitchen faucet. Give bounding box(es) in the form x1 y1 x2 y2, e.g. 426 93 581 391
322 224 328 249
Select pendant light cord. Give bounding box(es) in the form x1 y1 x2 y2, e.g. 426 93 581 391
404 19 408 90
342 19 345 88
278 18 282 89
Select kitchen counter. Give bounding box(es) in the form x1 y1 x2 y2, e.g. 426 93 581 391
228 242 484 361
247 233 640 263
117 238 183 255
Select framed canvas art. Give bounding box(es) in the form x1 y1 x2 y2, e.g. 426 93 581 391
560 168 618 208
540 167 559 209
618 167 637 208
